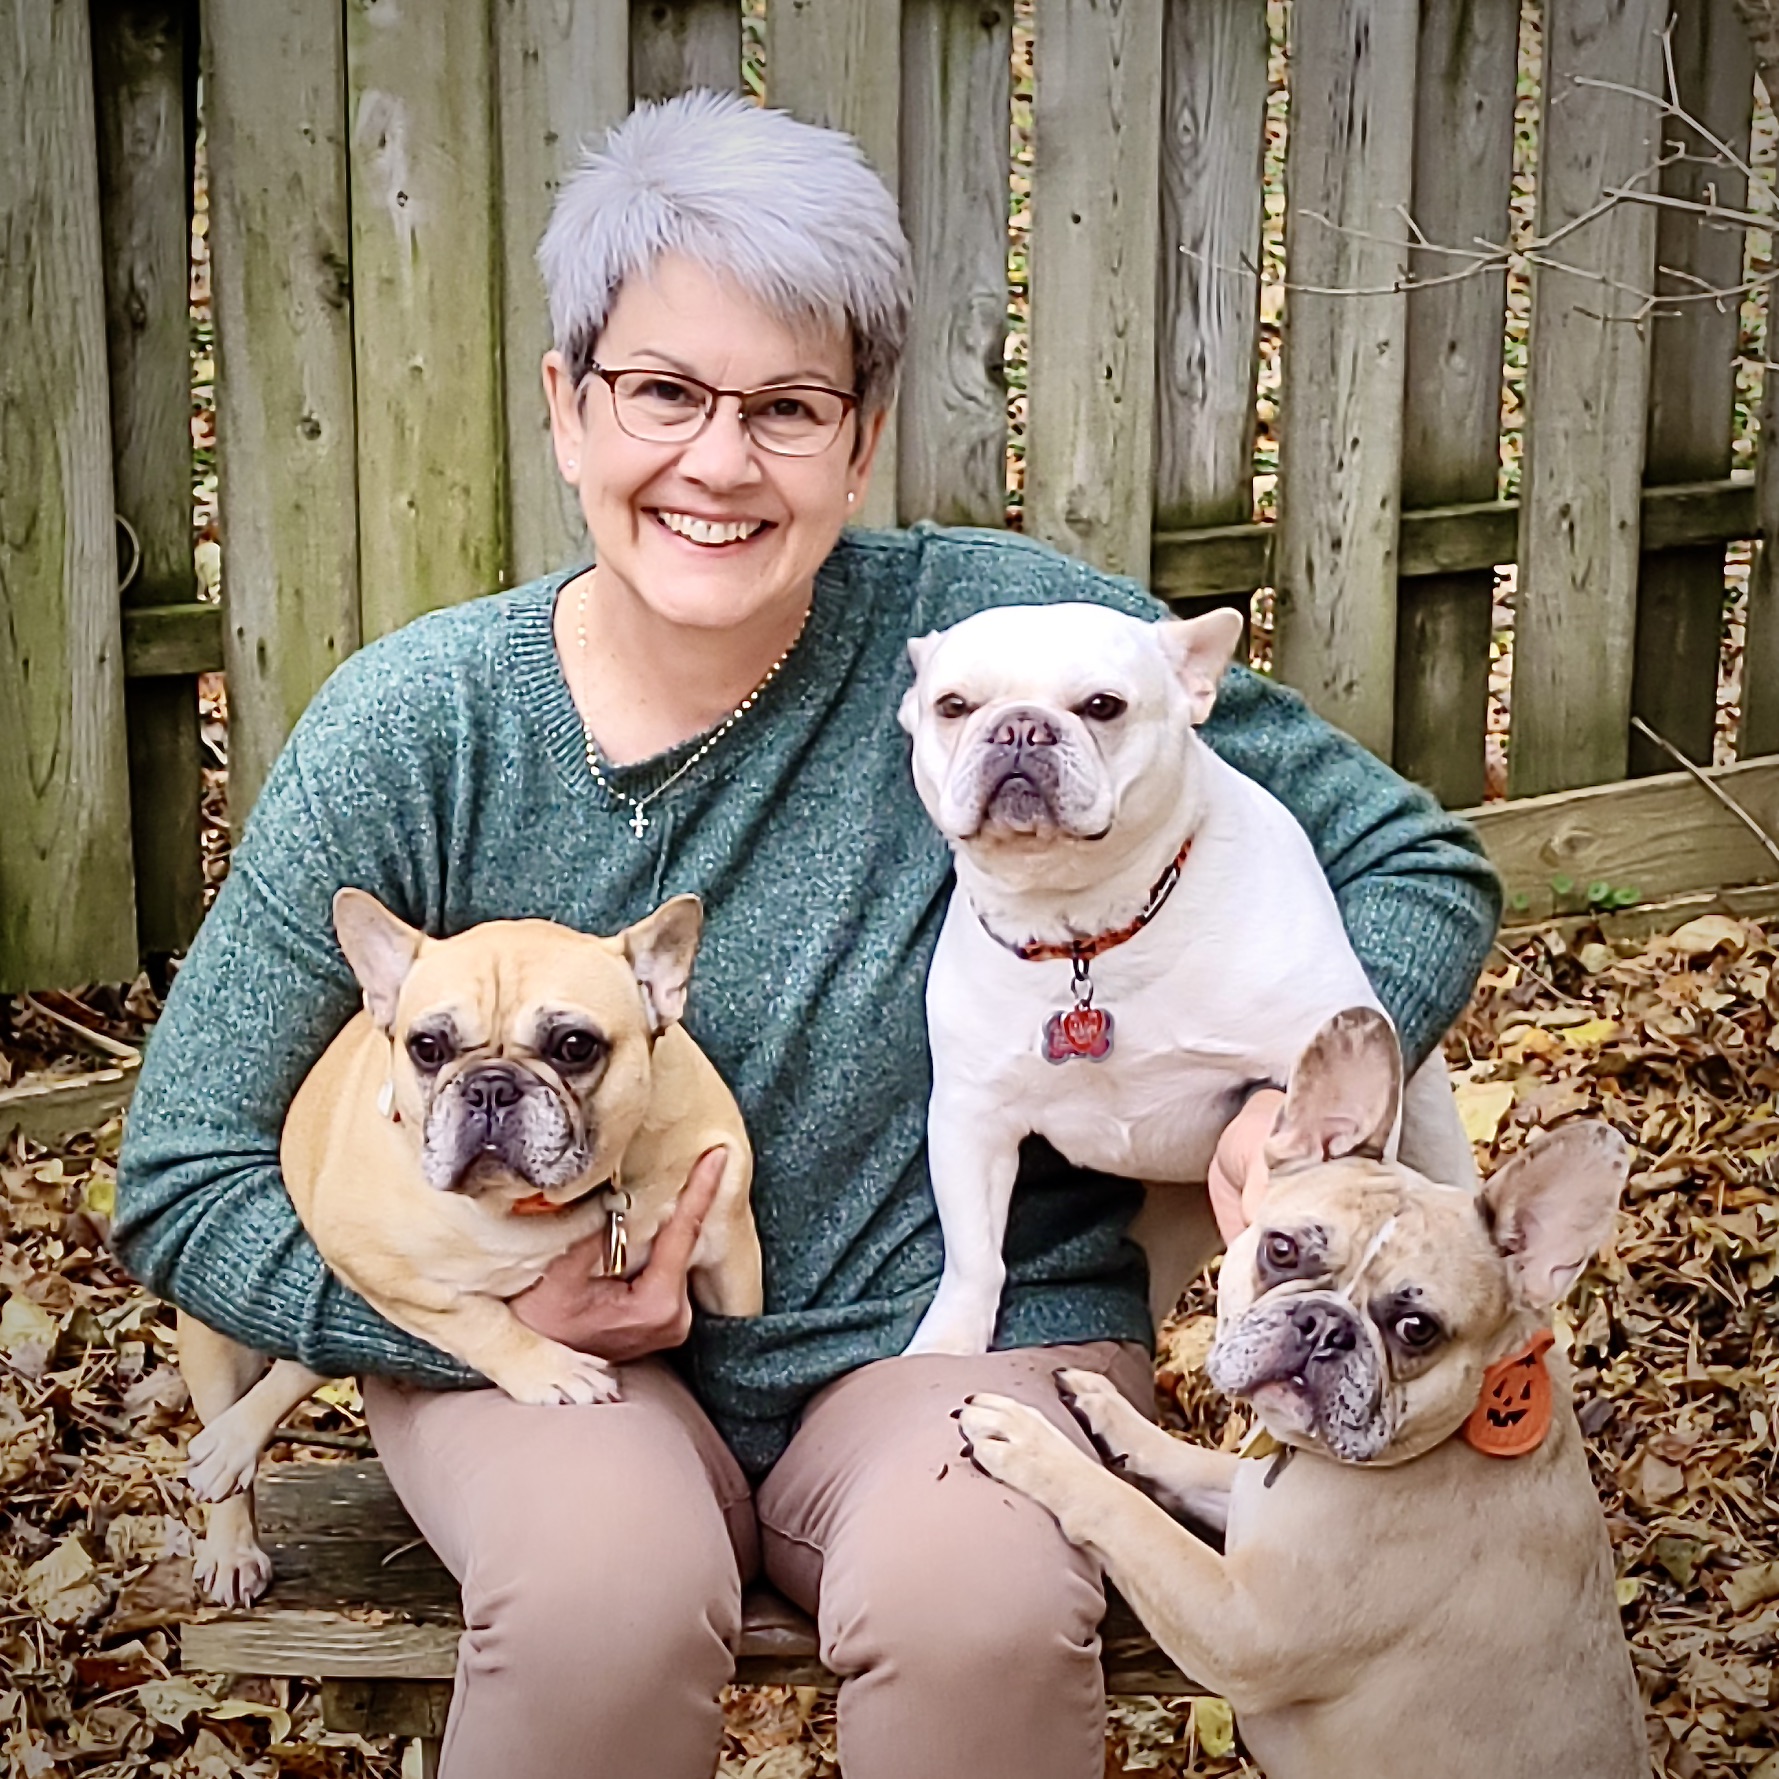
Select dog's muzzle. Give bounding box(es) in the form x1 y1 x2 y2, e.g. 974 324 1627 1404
419 1062 586 1195
968 706 1072 831
1208 1292 1389 1461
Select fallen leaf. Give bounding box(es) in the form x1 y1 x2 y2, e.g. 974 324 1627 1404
23 1536 106 1625
1670 915 1747 958
1721 1561 1779 1614
1455 1079 1516 1145
1191 1696 1236 1760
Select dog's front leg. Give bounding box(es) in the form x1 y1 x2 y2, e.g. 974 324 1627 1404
958 1393 1319 1712
1054 1367 1239 1532
904 1091 1024 1356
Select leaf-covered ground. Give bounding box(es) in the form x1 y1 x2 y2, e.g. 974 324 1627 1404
2 912 1774 1775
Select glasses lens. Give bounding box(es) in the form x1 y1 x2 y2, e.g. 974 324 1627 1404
740 387 849 455
610 372 710 441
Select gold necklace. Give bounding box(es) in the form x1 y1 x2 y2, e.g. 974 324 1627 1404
574 579 808 839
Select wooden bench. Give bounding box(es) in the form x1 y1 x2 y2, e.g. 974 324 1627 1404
181 1460 1198 1769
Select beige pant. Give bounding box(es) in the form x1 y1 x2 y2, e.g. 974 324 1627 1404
364 1340 1151 1779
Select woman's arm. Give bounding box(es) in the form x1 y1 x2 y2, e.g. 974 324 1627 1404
1201 666 1501 1072
113 676 478 1385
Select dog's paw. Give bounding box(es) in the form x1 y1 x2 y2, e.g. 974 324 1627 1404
956 1392 1094 1519
195 1501 273 1608
1054 1366 1152 1473
904 1292 997 1358
496 1345 622 1408
186 1419 261 1504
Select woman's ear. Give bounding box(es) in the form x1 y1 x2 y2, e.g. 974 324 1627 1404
541 351 588 486
847 403 890 496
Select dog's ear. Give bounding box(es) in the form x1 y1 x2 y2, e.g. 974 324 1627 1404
899 633 943 735
622 893 705 1035
1479 1124 1629 1309
1266 1007 1401 1169
1153 609 1245 726
333 888 426 1032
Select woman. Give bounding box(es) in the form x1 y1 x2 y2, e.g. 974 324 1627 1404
116 91 1498 1779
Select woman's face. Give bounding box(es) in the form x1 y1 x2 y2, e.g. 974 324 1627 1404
543 253 884 636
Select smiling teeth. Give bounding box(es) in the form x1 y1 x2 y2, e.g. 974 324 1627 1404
658 512 764 546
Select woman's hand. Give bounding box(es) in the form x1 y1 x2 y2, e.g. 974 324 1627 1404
1206 1089 1286 1244
511 1148 728 1360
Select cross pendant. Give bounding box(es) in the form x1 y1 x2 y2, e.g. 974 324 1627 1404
628 807 649 838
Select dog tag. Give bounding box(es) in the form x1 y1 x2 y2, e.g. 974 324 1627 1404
1043 1004 1113 1063
1461 1327 1555 1458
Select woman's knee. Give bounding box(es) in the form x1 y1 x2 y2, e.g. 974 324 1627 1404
462 1496 742 1687
813 1488 1104 1684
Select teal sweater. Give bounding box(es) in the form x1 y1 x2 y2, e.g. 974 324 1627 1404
114 525 1500 1474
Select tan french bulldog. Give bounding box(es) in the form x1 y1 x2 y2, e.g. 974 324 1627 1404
958 1009 1650 1779
178 889 760 1607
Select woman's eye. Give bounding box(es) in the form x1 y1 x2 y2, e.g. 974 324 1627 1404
641 377 696 406
935 694 974 721
1261 1231 1299 1271
763 395 816 421
407 1032 449 1071
550 1030 605 1070
1077 693 1128 723
1393 1313 1442 1351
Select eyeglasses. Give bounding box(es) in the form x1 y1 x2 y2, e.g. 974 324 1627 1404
582 363 860 458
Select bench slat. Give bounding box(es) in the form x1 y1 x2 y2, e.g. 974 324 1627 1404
189 1461 1198 1695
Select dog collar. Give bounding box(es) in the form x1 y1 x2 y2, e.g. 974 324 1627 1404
509 1183 633 1278
1461 1327 1556 1458
974 835 1193 1064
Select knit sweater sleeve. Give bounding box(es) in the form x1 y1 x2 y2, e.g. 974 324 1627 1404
1199 667 1501 1070
112 632 479 1387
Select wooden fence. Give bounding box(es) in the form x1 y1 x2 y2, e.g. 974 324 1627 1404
4 0 1779 994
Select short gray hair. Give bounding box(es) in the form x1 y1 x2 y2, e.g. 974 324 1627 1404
539 90 912 416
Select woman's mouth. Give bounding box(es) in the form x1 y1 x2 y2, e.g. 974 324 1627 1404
651 510 770 548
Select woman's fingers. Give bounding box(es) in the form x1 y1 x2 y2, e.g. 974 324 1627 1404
639 1146 728 1280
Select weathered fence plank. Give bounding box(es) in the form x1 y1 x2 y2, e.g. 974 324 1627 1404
0 0 137 992
1628 0 1753 776
630 0 742 100
897 0 1011 526
346 0 506 640
1271 0 1418 760
1153 0 1267 537
496 0 629 587
92 0 204 958
1025 0 1165 581
1507 0 1663 797
1392 0 1519 807
769 0 902 529
1466 755 1779 923
1747 381 1779 760
204 0 360 829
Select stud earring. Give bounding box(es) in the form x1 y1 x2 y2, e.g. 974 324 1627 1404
566 458 578 474
847 490 856 505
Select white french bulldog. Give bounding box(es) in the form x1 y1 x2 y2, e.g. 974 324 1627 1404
899 602 1475 1356
957 1009 1649 1779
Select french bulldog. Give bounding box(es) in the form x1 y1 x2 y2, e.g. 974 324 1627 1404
898 600 1475 1355
177 889 760 1606
958 1008 1650 1779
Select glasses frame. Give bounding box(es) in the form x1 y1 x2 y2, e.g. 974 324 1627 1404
581 361 862 459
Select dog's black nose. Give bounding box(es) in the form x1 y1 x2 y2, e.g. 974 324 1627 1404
990 708 1060 750
461 1064 526 1114
1287 1299 1359 1363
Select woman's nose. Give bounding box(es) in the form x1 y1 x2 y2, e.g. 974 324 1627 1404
676 395 760 486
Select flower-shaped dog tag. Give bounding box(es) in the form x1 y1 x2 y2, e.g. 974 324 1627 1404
1043 1004 1114 1063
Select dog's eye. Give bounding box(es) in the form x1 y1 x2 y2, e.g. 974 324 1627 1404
548 1029 606 1071
1391 1312 1443 1352
1261 1231 1299 1272
407 1031 451 1072
934 693 974 721
1076 693 1127 723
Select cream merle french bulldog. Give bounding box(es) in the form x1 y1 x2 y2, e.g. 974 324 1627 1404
177 890 759 1605
959 1009 1649 1779
899 601 1475 1355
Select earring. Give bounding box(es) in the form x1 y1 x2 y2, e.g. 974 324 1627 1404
566 458 578 474
847 491 856 505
